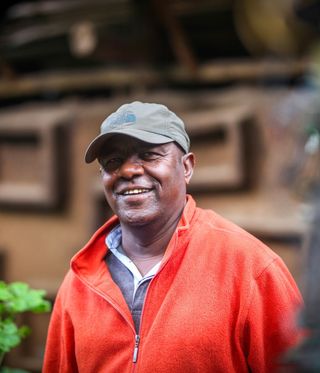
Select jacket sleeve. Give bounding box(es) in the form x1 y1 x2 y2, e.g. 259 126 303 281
244 257 303 372
43 282 78 373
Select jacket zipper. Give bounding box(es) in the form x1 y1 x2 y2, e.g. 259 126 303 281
75 233 179 369
131 234 179 366
81 281 142 368
132 334 140 363
75 275 145 368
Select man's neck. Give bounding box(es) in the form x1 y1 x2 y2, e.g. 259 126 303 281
120 212 181 261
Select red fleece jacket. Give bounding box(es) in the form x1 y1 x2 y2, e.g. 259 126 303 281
43 196 302 372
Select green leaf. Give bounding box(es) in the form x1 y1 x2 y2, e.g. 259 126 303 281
7 283 29 296
0 281 51 357
18 326 30 339
0 367 30 373
0 282 10 302
4 283 51 314
0 319 21 353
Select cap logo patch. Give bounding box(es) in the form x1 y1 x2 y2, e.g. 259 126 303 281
107 111 136 128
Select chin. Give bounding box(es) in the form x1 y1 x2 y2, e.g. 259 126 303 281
119 211 157 227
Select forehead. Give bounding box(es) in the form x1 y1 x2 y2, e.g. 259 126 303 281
99 134 174 155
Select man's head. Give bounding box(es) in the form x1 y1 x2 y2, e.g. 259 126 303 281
85 101 190 163
85 102 194 229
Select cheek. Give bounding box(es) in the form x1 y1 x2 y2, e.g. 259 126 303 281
163 168 186 198
101 172 113 186
101 175 115 198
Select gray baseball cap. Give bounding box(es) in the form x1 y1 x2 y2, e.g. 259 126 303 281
85 101 190 163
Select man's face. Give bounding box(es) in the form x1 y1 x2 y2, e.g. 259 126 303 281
98 134 194 228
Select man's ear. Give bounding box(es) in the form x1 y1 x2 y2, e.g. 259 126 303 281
182 152 195 184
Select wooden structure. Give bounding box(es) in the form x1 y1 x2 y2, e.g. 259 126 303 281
0 108 71 209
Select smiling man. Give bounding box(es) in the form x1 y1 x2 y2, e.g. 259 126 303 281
43 101 303 372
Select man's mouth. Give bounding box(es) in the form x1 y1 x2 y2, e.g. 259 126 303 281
120 188 151 196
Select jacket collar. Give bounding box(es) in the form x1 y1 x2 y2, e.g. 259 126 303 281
71 194 196 280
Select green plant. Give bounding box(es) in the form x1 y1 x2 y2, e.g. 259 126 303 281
0 281 51 371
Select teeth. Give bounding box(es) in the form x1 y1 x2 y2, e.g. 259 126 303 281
123 188 149 195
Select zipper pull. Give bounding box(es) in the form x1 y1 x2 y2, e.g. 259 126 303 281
133 334 140 363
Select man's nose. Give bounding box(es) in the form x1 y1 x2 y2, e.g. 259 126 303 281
118 155 144 179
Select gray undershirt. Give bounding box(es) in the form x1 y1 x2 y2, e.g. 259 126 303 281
105 225 161 332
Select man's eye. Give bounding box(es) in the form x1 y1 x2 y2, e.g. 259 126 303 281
100 158 122 172
141 152 159 160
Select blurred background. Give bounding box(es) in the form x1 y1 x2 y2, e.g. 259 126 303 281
0 0 319 371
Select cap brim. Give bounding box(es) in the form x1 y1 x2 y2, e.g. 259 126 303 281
84 129 173 163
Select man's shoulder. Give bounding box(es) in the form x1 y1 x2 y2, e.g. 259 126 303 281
54 267 95 306
192 206 279 266
194 206 258 240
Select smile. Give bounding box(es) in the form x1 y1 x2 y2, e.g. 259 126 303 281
122 188 151 195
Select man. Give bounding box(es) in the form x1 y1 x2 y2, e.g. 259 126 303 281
43 101 302 372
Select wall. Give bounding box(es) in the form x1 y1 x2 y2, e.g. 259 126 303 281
0 88 307 371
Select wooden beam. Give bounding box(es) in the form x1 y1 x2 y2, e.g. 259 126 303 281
172 58 308 82
152 0 198 74
0 59 308 99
